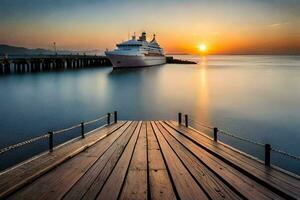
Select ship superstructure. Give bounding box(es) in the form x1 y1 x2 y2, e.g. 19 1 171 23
105 32 166 68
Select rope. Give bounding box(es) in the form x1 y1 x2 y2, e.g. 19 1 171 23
188 116 300 163
54 114 108 134
0 113 108 155
0 134 49 155
187 116 264 147
271 148 300 161
85 115 107 125
218 129 265 147
53 123 81 135
188 118 214 130
188 117 300 161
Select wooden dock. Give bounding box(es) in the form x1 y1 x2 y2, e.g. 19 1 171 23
0 121 300 200
0 55 111 74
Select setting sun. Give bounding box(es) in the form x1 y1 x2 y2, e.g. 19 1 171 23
198 43 207 53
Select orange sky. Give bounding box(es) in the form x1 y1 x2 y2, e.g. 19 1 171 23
0 0 299 55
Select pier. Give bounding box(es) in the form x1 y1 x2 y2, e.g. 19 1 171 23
0 113 299 199
0 55 111 74
0 55 197 74
166 56 197 64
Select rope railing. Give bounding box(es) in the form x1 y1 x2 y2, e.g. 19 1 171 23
218 129 265 147
188 118 214 130
84 115 107 126
0 134 49 155
177 112 300 166
53 123 81 135
0 111 118 156
271 148 300 160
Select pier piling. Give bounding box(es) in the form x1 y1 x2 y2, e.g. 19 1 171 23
178 113 182 125
81 122 85 138
107 113 111 125
0 55 111 75
214 127 218 142
48 132 53 152
114 111 117 123
265 144 271 166
184 114 188 127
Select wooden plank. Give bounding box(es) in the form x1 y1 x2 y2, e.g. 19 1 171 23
119 170 147 200
147 124 160 151
156 121 242 200
161 121 284 200
166 120 300 199
62 121 138 200
147 122 165 170
79 121 140 200
128 122 147 171
95 121 142 200
146 122 176 200
151 121 209 200
0 121 127 199
149 170 176 200
7 121 133 200
119 122 148 200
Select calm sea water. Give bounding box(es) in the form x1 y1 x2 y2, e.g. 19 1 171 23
0 55 300 174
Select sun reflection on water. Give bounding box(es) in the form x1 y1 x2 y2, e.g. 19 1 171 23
195 56 211 124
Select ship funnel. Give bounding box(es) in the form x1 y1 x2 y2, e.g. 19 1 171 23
132 32 136 40
150 34 157 43
139 32 147 41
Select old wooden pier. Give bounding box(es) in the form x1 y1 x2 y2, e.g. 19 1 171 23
0 55 111 74
0 113 299 199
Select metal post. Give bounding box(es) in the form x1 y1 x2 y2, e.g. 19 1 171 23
178 113 182 125
213 128 218 142
184 114 188 127
48 131 53 152
81 122 85 138
107 113 111 125
114 111 117 123
265 144 271 166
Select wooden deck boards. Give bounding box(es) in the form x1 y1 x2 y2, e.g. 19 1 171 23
165 120 300 199
154 121 242 200
146 122 176 200
159 121 284 200
1 120 300 200
0 121 127 199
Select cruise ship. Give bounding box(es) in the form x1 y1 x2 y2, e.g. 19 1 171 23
105 32 166 68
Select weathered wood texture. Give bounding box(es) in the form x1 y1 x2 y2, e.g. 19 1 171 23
1 120 299 200
166 120 300 200
0 121 127 199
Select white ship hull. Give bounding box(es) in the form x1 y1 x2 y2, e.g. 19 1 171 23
105 54 166 68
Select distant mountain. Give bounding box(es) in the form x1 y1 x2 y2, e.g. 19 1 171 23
0 44 54 55
0 44 83 56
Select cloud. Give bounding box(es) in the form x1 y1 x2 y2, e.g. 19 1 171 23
269 23 281 28
268 22 290 28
